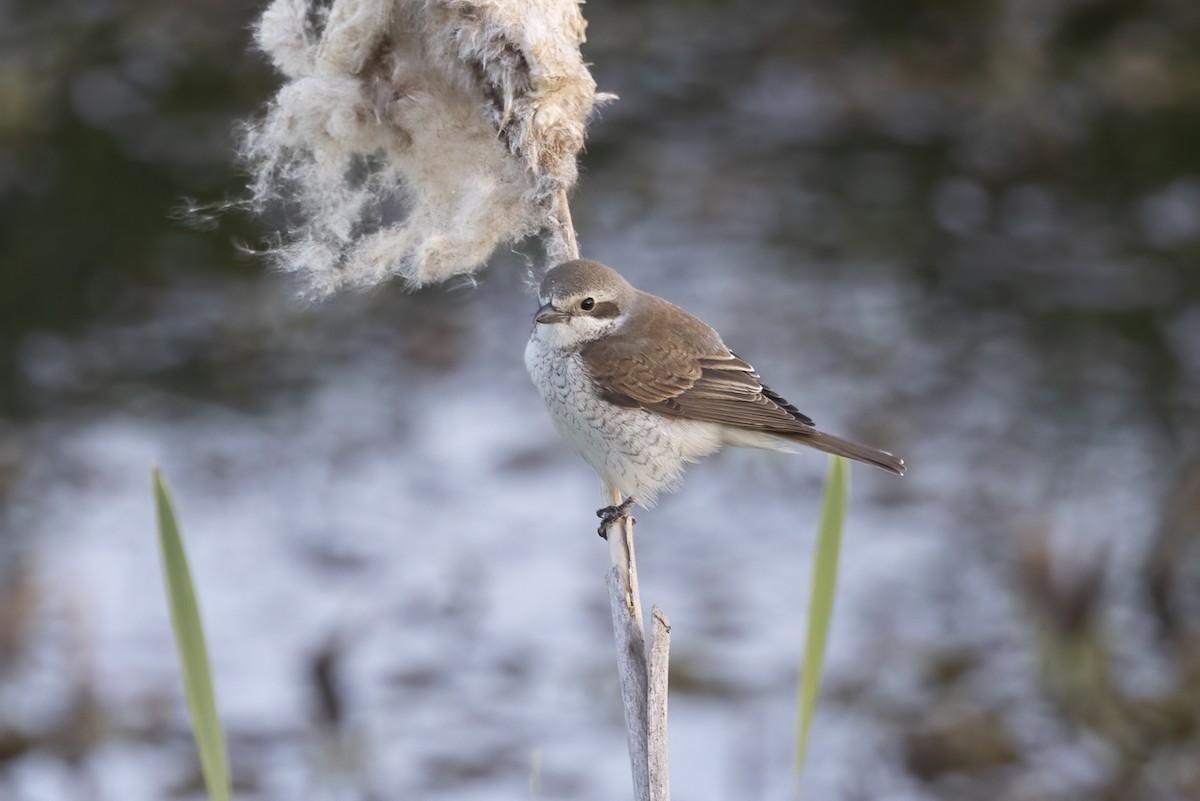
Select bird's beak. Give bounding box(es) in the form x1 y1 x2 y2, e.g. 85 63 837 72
535 303 569 324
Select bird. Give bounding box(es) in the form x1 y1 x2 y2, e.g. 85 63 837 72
524 259 905 536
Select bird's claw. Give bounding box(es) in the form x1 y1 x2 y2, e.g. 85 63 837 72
596 497 636 539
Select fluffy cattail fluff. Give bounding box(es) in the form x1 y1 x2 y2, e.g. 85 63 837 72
242 0 608 295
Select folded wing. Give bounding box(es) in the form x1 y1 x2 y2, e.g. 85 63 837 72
579 296 905 475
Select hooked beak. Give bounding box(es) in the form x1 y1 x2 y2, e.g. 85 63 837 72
535 302 570 324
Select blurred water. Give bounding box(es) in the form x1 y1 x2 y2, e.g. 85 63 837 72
2 0 1199 799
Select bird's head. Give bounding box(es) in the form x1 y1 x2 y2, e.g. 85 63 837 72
532 259 635 349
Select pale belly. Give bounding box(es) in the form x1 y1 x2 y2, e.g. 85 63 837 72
524 336 724 504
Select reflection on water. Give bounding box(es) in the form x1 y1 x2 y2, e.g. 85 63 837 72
1 0 1199 799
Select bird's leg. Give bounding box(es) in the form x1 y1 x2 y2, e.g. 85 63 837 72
596 496 636 539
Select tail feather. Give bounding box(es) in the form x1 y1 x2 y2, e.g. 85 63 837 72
783 430 906 476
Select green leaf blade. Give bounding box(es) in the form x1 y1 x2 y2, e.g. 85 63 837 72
794 456 848 791
154 468 232 801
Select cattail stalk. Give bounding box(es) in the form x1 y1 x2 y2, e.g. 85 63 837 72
603 485 671 801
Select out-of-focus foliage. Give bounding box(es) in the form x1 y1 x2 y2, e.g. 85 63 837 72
0 0 272 414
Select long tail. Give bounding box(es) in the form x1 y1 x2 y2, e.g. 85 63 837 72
782 430 906 476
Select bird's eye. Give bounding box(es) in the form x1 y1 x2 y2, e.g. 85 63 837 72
580 297 595 311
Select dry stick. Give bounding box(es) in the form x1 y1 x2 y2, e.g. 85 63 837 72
605 484 651 801
647 607 672 801
606 561 649 801
548 187 581 266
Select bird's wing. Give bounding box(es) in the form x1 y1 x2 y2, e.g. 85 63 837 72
579 301 816 432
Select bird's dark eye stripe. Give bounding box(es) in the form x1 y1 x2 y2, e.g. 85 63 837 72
590 301 621 319
580 297 595 311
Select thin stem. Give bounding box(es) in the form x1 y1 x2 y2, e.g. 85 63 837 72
547 187 580 264
605 485 650 801
606 566 650 801
647 606 672 801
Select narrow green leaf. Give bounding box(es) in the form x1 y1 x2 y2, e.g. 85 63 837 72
794 456 848 791
154 468 232 801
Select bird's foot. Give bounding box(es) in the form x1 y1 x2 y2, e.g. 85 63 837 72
596 497 636 539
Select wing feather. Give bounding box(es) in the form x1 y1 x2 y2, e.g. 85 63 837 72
579 299 816 433
577 294 905 475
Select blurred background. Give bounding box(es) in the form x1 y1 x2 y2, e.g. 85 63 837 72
1 0 1199 799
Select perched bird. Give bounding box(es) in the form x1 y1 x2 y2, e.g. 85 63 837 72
525 259 904 535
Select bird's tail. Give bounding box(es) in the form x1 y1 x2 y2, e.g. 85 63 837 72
782 430 906 476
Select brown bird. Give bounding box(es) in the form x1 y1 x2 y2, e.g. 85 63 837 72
524 259 904 530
